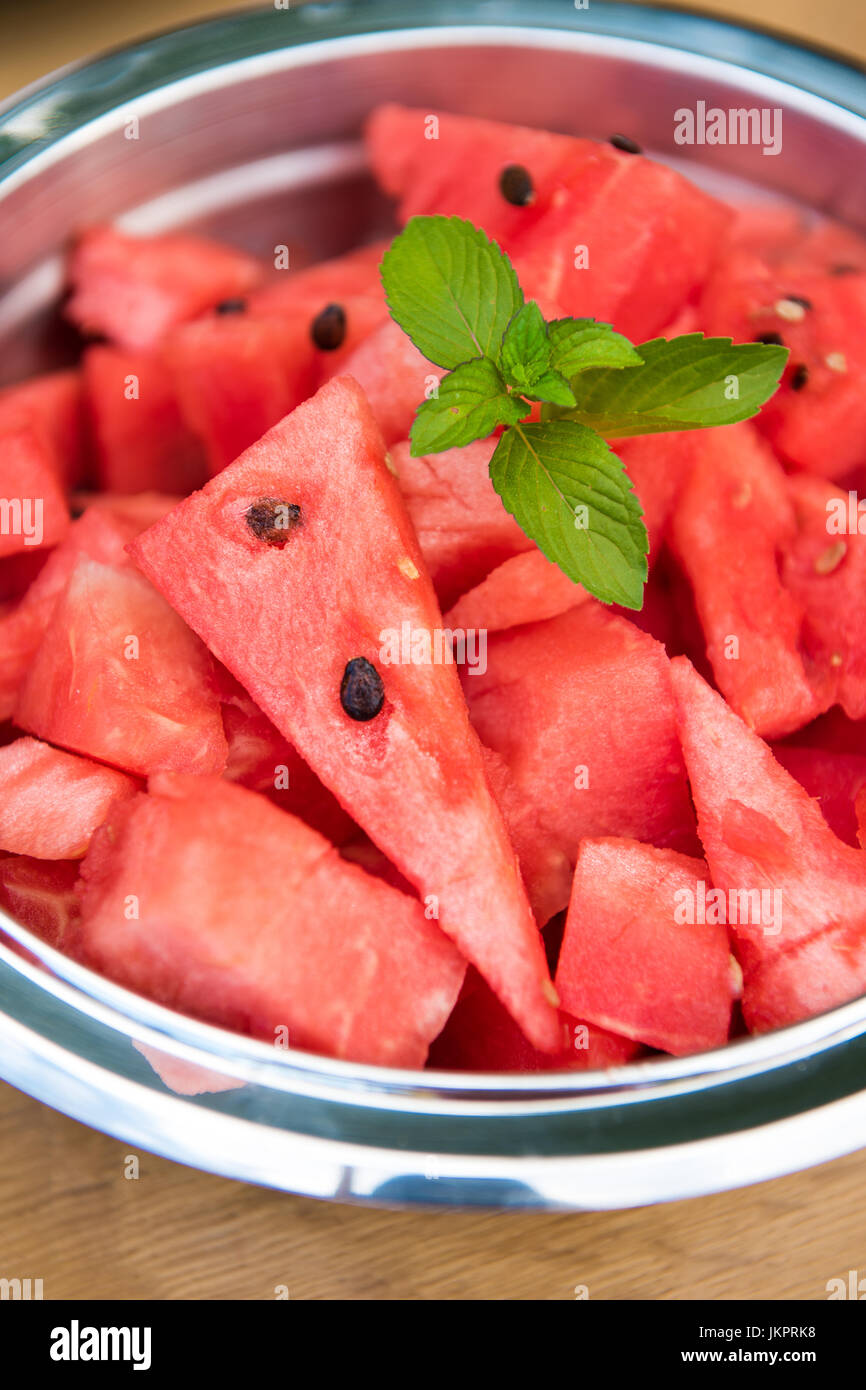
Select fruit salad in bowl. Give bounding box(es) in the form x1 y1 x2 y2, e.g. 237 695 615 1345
2 0 866 1205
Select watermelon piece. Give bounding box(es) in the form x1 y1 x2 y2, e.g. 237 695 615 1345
445 548 589 635
699 251 866 477
464 604 700 922
428 965 643 1072
0 855 81 952
390 436 532 608
614 431 699 555
84 345 206 494
339 318 443 446
78 773 466 1068
742 921 866 1032
555 838 737 1055
71 491 183 533
479 744 575 927
781 472 866 720
0 550 50 601
0 736 137 858
15 557 228 778
163 312 317 476
0 424 70 558
133 1042 244 1096
66 226 263 350
250 240 389 379
668 423 822 738
726 203 806 260
800 219 866 275
130 376 560 1050
0 507 156 721
0 369 87 490
670 656 866 983
366 105 729 338
784 705 866 758
772 744 866 847
218 670 356 845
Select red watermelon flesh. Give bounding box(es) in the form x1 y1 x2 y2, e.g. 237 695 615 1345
15 557 228 779
71 491 183 533
78 773 466 1069
0 424 70 558
800 219 866 275
163 312 317 476
699 251 866 477
250 240 389 379
339 319 444 446
390 436 533 608
0 736 137 859
445 548 589 635
0 507 147 721
670 656 866 979
614 431 699 555
84 345 206 495
0 855 81 952
0 369 87 490
668 423 822 739
742 919 866 1032
726 203 805 260
784 705 866 759
0 550 50 602
464 604 700 881
66 225 263 350
479 743 575 926
555 838 736 1055
217 669 356 846
130 376 559 1051
772 744 866 847
781 472 866 720
428 965 643 1072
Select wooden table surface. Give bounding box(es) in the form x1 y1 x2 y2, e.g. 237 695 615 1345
2 0 866 1302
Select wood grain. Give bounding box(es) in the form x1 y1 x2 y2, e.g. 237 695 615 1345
1 0 866 1302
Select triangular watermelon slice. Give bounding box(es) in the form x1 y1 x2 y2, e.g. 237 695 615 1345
0 736 137 859
670 656 866 983
0 424 70 559
130 376 560 1051
554 838 737 1055
0 369 87 490
15 556 228 778
338 317 444 446
78 773 466 1068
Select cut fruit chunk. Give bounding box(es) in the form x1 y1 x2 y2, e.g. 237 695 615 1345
445 548 588 635
84 345 206 495
428 966 643 1072
390 436 533 608
130 376 560 1050
0 369 87 490
78 773 466 1068
464 604 699 922
339 319 443 446
670 656 866 980
15 557 228 778
0 424 70 558
0 855 81 952
668 423 823 738
0 737 137 858
555 838 736 1056
163 312 317 476
66 226 263 350
781 472 866 721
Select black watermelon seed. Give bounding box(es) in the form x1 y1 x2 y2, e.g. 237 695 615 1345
244 497 302 546
831 263 860 276
499 164 534 207
610 133 642 155
755 331 785 346
340 657 385 722
311 303 346 351
785 294 813 310
790 363 810 391
215 297 247 314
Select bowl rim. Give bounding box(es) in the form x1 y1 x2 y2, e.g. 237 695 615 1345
1 0 866 1202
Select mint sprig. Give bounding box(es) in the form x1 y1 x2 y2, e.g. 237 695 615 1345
380 214 788 610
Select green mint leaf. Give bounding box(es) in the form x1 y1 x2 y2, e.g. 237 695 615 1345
557 333 789 436
499 301 551 387
489 421 648 609
547 318 643 376
521 368 577 408
380 215 524 370
409 358 529 456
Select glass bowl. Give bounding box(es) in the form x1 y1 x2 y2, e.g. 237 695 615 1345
1 0 865 1208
